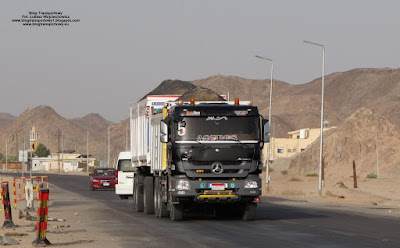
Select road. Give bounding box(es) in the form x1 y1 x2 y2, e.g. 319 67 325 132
6 173 400 248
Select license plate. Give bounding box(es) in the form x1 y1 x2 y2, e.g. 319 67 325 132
103 182 110 186
209 183 227 190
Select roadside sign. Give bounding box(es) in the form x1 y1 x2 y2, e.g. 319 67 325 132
18 150 28 162
32 141 38 153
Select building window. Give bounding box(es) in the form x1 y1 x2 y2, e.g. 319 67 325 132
293 148 297 153
301 149 305 152
287 149 292 153
277 148 284 154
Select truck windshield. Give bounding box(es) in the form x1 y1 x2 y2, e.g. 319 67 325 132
174 116 259 142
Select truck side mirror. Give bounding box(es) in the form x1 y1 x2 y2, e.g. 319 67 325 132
160 121 168 143
263 119 270 143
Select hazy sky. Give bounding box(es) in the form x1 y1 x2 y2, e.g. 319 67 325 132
1 1 399 122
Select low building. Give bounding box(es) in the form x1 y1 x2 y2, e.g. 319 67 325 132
32 151 95 172
266 127 336 160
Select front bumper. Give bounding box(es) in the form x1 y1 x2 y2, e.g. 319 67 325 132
170 174 261 202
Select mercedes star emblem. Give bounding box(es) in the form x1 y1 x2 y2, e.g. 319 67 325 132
211 162 224 174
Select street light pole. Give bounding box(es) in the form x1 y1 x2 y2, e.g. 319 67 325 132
255 55 274 191
304 40 325 195
87 130 89 173
107 125 110 167
5 135 7 172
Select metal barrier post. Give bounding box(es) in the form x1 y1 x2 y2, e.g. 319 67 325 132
12 181 17 210
1 182 16 228
32 188 51 246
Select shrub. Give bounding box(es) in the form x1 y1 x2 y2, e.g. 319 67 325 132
289 177 302 182
262 166 274 173
367 173 377 179
306 173 318 177
281 170 288 175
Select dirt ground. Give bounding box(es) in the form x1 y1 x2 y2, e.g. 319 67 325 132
261 170 400 218
0 175 114 248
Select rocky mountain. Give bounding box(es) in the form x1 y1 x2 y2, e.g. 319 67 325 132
0 113 16 131
1 67 399 168
193 68 400 138
177 87 225 101
70 113 112 133
287 108 400 178
0 106 106 163
141 79 196 100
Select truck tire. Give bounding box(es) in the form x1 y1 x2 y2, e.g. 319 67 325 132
154 178 160 217
133 175 144 212
242 202 257 221
154 178 168 218
119 195 129 200
144 177 154 214
170 203 184 221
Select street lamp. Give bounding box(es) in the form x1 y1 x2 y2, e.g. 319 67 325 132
5 134 8 172
255 55 274 191
304 40 325 195
87 130 89 173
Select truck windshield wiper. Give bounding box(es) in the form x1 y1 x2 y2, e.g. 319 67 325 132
231 138 252 149
194 140 211 149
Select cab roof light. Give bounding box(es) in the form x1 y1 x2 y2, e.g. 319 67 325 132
234 98 240 105
178 100 183 105
249 101 253 105
190 98 195 105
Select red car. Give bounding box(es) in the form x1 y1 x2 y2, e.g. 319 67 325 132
89 168 117 191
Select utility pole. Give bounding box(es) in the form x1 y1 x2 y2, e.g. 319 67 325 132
255 55 274 191
107 125 110 167
86 130 89 173
376 131 380 179
304 40 325 195
61 132 64 172
22 133 26 177
125 120 129 151
5 135 8 172
57 130 61 174
16 132 19 161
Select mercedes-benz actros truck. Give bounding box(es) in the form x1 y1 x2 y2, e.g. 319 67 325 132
130 95 268 221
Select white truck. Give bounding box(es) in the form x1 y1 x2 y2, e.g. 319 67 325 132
130 96 268 221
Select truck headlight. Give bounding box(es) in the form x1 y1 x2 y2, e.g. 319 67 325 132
176 180 191 190
244 180 258 189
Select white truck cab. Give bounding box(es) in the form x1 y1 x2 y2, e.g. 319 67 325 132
115 151 135 199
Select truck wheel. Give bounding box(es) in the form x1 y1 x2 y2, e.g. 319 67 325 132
133 175 144 212
119 195 129 200
154 178 168 218
170 203 184 221
154 178 159 217
144 177 154 214
242 202 257 221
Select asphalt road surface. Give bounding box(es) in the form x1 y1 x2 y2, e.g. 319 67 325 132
6 173 400 248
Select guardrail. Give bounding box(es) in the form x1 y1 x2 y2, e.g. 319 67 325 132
14 176 49 200
0 176 49 211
